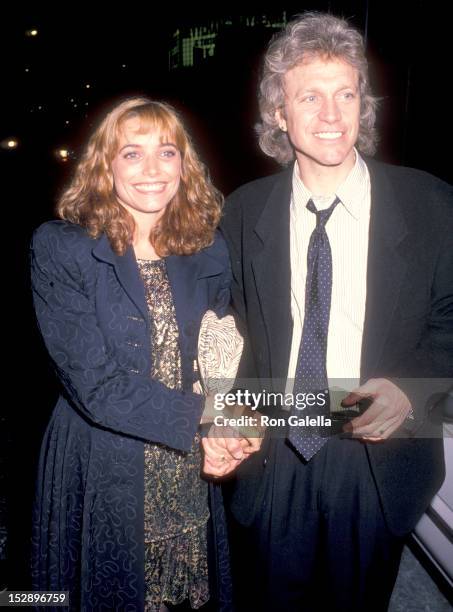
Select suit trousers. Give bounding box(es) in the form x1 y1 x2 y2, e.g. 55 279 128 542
227 435 405 612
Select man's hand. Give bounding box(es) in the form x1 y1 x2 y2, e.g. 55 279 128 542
341 378 412 441
202 423 263 478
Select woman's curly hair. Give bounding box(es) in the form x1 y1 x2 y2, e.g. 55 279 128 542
57 97 223 255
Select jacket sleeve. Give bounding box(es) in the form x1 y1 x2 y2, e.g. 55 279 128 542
382 175 453 435
208 230 233 319
393 209 453 432
30 225 204 452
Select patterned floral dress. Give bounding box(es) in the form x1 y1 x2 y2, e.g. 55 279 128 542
137 259 209 612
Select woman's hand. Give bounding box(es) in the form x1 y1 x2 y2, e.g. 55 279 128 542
201 419 264 478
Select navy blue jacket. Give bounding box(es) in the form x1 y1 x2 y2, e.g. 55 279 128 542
31 221 232 610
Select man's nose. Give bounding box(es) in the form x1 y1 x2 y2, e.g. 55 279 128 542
319 97 341 122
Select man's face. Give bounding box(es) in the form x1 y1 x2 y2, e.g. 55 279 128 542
276 56 360 174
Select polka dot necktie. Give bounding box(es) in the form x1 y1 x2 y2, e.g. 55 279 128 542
288 196 340 461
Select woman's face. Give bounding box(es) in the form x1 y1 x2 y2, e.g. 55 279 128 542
111 116 182 226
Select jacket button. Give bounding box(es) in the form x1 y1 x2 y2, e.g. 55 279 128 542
263 457 268 467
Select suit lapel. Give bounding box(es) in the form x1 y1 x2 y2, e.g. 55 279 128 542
251 168 293 383
166 248 226 386
165 254 199 337
92 234 149 321
166 246 226 333
361 159 409 378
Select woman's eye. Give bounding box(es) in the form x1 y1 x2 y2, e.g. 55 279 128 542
160 149 177 158
123 151 140 160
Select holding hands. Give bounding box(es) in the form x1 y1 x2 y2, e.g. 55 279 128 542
202 418 263 478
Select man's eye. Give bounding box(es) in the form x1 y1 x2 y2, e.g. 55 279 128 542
341 92 355 100
303 95 317 103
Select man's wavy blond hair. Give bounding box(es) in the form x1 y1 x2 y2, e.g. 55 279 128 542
57 97 223 256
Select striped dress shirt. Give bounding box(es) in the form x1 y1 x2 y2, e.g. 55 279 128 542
286 152 371 402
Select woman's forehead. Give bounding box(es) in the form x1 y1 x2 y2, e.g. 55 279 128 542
118 115 176 141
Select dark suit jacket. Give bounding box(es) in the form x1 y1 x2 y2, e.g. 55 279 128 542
221 158 453 537
30 221 232 610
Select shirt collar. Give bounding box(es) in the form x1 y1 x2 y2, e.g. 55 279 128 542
336 150 369 220
291 149 369 220
291 162 312 213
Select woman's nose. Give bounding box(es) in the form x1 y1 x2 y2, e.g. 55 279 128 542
143 155 159 175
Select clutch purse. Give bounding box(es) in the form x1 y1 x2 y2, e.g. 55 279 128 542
196 310 243 396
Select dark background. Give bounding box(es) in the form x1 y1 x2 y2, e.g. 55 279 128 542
1 1 450 589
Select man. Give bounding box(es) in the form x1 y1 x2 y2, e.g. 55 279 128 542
203 11 453 612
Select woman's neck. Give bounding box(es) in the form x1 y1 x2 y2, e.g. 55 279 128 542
133 226 160 261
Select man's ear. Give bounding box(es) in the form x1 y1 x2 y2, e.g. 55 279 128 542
275 108 287 132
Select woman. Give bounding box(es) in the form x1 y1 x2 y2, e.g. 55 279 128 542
30 97 232 611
